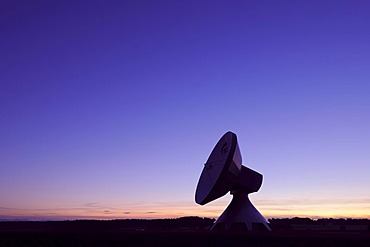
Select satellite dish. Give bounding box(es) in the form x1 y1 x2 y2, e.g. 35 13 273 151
195 131 271 231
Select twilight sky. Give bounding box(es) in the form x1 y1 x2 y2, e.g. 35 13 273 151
1 1 369 220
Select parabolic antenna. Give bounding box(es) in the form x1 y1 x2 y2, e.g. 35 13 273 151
195 131 271 231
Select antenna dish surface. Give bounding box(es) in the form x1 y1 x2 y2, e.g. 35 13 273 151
195 131 242 205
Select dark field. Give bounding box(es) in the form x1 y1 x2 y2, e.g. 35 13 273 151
1 231 369 247
1 219 369 247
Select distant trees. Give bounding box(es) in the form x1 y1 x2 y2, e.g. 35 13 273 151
269 217 370 231
1 217 368 232
112 216 215 230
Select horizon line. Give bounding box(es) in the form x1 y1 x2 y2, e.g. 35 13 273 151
1 215 370 222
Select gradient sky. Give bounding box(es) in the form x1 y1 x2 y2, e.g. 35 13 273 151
1 1 370 220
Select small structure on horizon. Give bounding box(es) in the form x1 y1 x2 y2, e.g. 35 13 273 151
195 131 271 231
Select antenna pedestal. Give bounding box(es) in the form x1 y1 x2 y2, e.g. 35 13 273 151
211 193 271 232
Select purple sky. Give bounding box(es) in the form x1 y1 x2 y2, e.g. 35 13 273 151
1 1 370 220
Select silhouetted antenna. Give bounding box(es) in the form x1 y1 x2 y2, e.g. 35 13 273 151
195 131 271 232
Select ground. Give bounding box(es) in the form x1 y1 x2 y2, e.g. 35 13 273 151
1 231 370 247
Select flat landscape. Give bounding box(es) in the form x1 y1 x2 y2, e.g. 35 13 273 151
1 219 369 247
1 230 370 247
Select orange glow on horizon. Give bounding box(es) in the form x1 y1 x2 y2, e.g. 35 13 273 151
1 205 369 221
1 197 369 220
